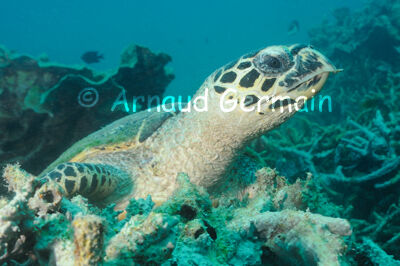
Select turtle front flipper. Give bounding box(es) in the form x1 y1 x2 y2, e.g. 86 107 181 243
41 162 129 201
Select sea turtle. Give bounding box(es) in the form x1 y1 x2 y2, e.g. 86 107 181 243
39 44 338 209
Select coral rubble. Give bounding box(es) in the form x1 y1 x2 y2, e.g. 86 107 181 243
0 167 351 265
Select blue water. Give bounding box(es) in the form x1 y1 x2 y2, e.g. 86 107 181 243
0 0 364 96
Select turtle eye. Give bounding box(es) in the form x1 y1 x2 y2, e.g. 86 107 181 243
265 56 282 69
253 52 293 75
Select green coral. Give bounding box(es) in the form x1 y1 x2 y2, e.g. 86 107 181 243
156 173 212 221
34 213 72 253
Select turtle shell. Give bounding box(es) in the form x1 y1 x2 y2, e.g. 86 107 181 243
40 104 180 176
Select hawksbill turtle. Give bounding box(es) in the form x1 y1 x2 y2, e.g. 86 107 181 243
39 44 338 209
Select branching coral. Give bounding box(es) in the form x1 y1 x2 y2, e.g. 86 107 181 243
321 110 399 189
357 237 400 265
241 1 400 262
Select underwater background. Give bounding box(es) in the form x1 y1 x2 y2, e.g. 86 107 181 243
1 0 400 265
1 0 364 96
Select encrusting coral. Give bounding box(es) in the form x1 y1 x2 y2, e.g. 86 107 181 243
0 166 351 265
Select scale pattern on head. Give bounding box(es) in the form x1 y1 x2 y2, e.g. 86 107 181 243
210 44 336 113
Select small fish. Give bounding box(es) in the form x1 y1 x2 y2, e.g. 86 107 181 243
81 51 104 64
287 20 300 36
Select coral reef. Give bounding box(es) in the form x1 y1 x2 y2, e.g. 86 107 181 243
243 0 400 263
0 44 174 177
309 0 400 122
0 166 351 265
0 164 37 263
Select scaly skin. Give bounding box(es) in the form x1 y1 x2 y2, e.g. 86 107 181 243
40 44 338 209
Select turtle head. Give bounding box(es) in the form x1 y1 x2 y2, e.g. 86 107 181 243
201 44 339 137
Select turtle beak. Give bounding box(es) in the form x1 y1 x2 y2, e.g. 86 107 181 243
280 45 341 98
298 47 341 97
295 45 340 76
304 46 341 74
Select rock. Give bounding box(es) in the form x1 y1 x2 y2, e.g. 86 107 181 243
73 215 104 266
0 44 174 180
